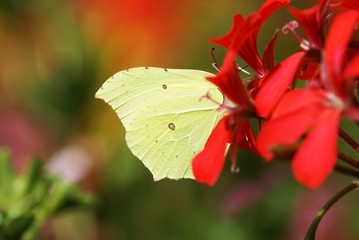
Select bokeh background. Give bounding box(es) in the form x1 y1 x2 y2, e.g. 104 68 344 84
1 0 359 239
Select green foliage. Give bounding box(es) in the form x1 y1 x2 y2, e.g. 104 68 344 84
28 57 99 136
0 149 94 240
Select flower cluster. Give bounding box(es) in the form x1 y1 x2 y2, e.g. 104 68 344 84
192 0 359 189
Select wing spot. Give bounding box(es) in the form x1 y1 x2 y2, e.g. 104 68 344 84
162 84 167 89
168 123 175 131
164 68 168 72
145 66 149 69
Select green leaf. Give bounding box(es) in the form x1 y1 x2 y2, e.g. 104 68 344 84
22 159 43 195
3 214 34 239
0 149 15 206
0 151 94 239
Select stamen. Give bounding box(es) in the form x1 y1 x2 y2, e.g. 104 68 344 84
326 92 345 110
212 63 220 72
200 89 236 113
282 20 311 51
231 164 240 173
236 63 251 75
199 88 223 106
200 89 243 114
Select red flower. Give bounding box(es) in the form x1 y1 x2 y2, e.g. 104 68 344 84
191 115 231 186
255 51 306 118
256 10 359 188
192 0 293 186
210 0 303 119
336 0 359 11
192 50 256 186
324 10 359 101
281 0 330 84
192 0 359 188
210 0 290 76
257 89 340 188
288 0 329 49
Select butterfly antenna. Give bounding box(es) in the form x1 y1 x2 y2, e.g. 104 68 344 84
210 48 220 72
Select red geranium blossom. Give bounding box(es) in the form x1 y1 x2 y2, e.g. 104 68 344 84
192 50 256 186
210 0 290 76
209 0 306 119
192 0 289 186
287 0 329 49
192 0 359 188
336 0 359 10
256 10 359 188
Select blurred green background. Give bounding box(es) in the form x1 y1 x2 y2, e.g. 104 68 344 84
0 0 359 239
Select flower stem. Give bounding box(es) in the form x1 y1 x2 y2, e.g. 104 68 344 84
335 164 359 177
304 181 359 240
338 152 359 169
339 128 359 153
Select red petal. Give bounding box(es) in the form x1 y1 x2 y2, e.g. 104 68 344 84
192 117 231 186
325 10 359 97
271 89 327 119
257 109 320 160
344 53 359 79
297 61 319 80
210 13 263 74
207 50 252 108
210 0 289 75
255 51 306 118
209 14 245 49
259 0 290 18
236 120 258 154
292 109 340 189
238 0 289 75
338 0 359 10
262 30 278 72
288 0 329 49
256 90 325 160
235 19 265 75
345 106 359 121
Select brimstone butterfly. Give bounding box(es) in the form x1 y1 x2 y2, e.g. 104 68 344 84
96 67 225 181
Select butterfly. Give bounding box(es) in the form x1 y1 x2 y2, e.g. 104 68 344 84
96 67 225 181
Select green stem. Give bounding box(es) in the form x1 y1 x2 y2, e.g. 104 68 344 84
304 181 359 240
